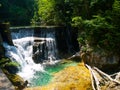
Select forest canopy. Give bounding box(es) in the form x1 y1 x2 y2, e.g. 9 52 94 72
0 0 118 26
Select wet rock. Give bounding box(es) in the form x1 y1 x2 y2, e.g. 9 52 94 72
32 40 45 63
3 69 27 90
4 65 19 74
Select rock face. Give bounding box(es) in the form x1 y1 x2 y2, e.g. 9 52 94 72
0 23 13 45
80 47 120 72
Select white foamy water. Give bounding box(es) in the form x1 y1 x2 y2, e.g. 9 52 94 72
3 37 45 80
3 29 59 81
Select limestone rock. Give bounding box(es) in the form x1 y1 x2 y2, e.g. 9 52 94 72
81 48 120 71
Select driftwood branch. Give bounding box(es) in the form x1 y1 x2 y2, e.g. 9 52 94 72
85 64 120 90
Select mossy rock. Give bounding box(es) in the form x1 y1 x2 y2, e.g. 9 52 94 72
0 58 10 66
2 69 26 90
0 58 19 74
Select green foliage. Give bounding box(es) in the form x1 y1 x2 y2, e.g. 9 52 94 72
71 0 120 55
72 16 83 28
74 15 120 54
112 0 120 27
33 0 90 25
35 0 55 25
5 62 20 67
34 0 114 25
0 58 10 66
0 0 35 26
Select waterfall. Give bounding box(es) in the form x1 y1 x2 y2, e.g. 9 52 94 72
33 30 58 64
3 28 59 81
3 29 43 80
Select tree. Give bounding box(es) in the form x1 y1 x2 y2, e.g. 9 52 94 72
0 0 35 26
72 0 120 55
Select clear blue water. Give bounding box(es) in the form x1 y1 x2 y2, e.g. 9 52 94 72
30 61 78 87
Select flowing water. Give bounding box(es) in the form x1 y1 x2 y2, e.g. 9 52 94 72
3 28 78 86
3 29 44 80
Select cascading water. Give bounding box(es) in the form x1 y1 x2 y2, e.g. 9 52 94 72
3 28 60 83
3 29 44 80
33 29 58 64
2 26 80 87
44 33 58 61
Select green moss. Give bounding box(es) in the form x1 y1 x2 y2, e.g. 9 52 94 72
0 58 10 64
5 62 20 67
0 57 19 74
8 74 24 86
2 69 26 90
0 58 10 67
0 58 19 68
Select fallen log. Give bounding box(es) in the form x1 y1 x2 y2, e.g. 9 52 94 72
85 64 120 90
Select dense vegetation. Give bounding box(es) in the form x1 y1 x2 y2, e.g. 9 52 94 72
72 0 120 55
0 0 35 26
0 0 120 54
33 0 120 55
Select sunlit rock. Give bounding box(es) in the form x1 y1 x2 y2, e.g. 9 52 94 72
80 47 120 72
